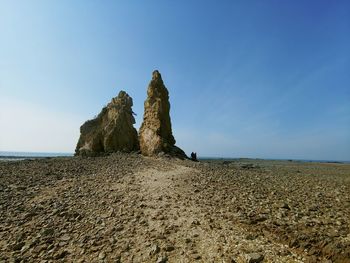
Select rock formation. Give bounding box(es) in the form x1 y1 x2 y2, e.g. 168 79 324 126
139 70 187 159
75 91 139 156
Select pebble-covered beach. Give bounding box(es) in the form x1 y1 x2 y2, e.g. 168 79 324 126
0 154 349 262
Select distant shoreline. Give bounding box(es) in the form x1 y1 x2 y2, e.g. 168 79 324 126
0 151 348 164
0 156 71 161
0 151 73 161
199 157 349 164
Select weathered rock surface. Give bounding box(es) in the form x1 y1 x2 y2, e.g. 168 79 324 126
139 70 187 159
75 91 139 156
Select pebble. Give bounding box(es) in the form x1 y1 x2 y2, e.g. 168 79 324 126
60 234 71 241
156 255 168 263
150 244 160 255
98 251 106 260
245 253 264 263
164 245 175 252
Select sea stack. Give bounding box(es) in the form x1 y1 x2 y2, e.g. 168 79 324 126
139 70 187 159
75 91 139 156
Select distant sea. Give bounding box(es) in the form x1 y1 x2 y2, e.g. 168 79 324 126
0 151 348 164
198 157 350 164
0 151 73 161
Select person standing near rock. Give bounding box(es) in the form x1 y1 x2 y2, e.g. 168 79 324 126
191 152 198 162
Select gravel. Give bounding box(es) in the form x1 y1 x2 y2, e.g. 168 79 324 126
0 154 349 262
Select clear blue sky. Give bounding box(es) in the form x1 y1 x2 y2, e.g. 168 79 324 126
1 0 349 160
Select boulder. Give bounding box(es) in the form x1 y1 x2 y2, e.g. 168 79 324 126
75 91 139 156
139 70 187 159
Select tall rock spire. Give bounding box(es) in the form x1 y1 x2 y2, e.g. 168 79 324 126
139 70 187 159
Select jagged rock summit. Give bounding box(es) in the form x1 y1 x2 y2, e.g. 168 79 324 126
75 90 139 156
139 70 187 159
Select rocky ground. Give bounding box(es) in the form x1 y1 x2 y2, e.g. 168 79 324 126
0 154 349 263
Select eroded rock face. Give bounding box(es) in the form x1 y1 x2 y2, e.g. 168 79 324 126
139 70 187 159
75 91 139 156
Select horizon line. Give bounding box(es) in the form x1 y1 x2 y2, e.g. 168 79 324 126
0 151 349 163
